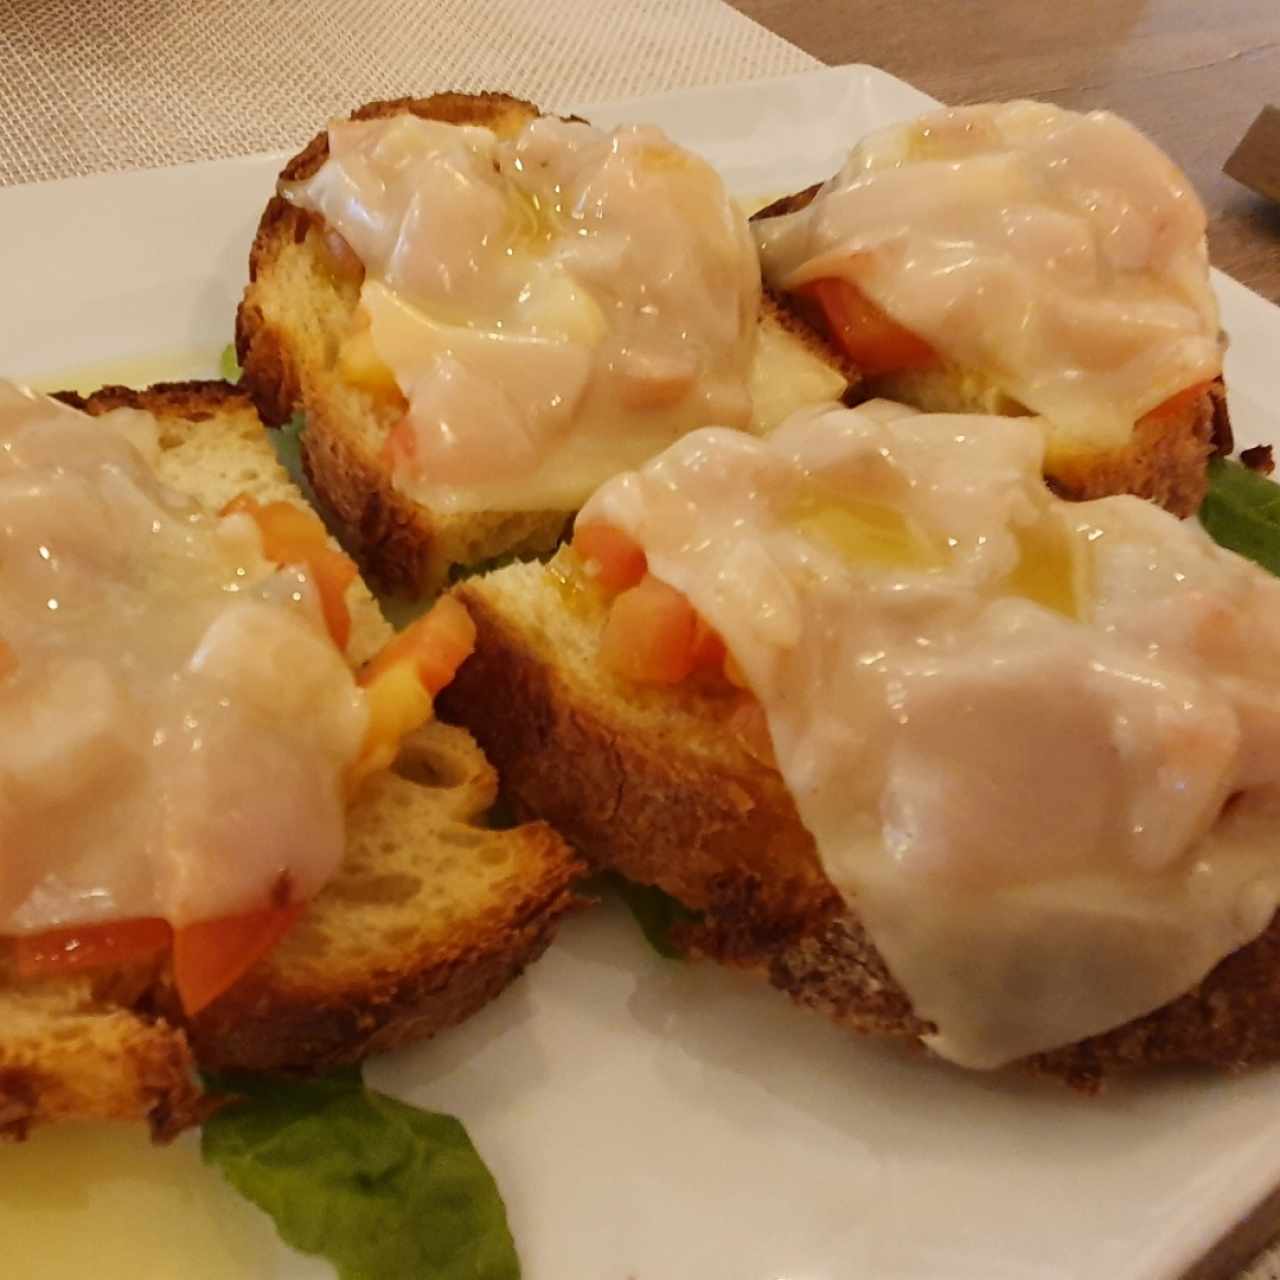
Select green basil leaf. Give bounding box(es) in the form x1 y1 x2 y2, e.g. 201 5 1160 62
219 343 242 383
1199 458 1280 578
270 411 308 489
608 873 699 960
202 1070 520 1280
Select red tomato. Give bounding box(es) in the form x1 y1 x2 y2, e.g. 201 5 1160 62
360 594 477 697
172 902 304 1016
798 277 938 377
381 417 418 471
13 918 172 979
221 495 356 651
600 573 699 685
573 523 648 595
1139 380 1212 428
689 614 727 670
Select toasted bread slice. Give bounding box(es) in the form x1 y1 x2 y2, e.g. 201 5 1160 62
750 189 1232 518
0 382 581 1139
236 93 856 597
440 553 1280 1091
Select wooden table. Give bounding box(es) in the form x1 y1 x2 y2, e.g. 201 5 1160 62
730 0 1280 303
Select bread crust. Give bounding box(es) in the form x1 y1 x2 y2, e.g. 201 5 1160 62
443 566 1280 1089
179 727 583 1072
236 93 856 595
750 190 1232 518
236 92 579 595
1 382 583 1135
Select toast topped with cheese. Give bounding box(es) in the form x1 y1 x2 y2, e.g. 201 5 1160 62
439 400 1280 1089
0 380 581 1139
236 92 856 597
751 101 1233 517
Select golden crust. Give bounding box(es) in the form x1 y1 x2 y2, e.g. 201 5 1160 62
0 383 583 1136
237 94 855 596
179 726 583 1072
0 979 206 1142
236 93 573 595
442 565 1280 1089
750 189 1231 517
444 581 838 942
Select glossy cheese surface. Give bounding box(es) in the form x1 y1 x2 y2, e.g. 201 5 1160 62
580 400 1280 1067
287 114 764 512
0 383 366 933
755 102 1222 448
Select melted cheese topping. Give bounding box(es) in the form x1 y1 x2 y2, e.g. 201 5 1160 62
0 382 367 933
754 102 1222 448
580 401 1280 1067
286 114 769 513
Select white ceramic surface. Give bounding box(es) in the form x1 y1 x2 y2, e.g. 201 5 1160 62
2 64 1278 1280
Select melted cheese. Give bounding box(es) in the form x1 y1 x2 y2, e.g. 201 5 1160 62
754 102 1222 448
285 114 775 512
0 382 367 933
579 401 1280 1067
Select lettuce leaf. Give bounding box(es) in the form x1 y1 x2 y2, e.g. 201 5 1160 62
271 412 308 489
1199 457 1280 577
219 343 242 383
202 1069 520 1280
607 874 699 959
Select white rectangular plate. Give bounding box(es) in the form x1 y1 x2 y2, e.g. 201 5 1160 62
3 63 1279 1280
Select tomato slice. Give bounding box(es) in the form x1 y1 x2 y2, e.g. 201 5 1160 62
349 596 478 792
172 903 304 1017
798 277 938 377
573 523 648 595
690 614 727 670
1138 380 1212 428
220 495 357 651
600 573 700 685
381 417 418 471
12 905 304 1015
13 918 172 980
360 594 477 697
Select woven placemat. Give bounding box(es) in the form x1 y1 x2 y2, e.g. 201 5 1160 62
0 0 815 185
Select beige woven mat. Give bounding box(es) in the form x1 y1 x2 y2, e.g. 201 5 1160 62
2 2 1279 1276
0 0 815 185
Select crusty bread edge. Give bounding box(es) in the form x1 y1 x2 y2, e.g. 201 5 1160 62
442 566 1280 1090
235 93 575 595
3 380 583 1135
750 189 1233 517
236 93 859 595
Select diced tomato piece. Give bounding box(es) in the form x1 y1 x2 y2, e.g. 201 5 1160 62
220 495 356 651
172 902 304 1017
13 918 172 980
348 596 477 792
304 545 358 653
798 277 938 377
322 229 365 284
381 417 418 471
729 698 776 768
350 660 435 791
360 595 477 697
600 573 700 685
573 523 648 595
690 614 726 670
1138 380 1212 428
222 493 326 557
